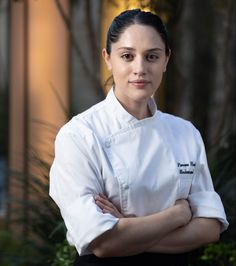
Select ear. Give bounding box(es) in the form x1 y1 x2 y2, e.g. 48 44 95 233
163 49 171 73
102 48 112 71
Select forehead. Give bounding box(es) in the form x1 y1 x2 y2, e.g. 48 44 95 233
113 24 165 50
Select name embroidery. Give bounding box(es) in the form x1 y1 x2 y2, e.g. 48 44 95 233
177 161 196 174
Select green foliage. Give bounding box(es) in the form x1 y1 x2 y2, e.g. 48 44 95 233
209 132 236 241
51 239 77 266
6 148 67 265
200 242 236 266
48 238 236 266
195 132 236 265
0 230 46 266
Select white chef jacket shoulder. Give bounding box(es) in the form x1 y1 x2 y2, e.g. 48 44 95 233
49 88 228 256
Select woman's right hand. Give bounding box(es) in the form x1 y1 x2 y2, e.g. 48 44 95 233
174 199 192 226
95 194 125 218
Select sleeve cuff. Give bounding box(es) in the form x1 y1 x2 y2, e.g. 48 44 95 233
76 215 119 255
188 191 229 232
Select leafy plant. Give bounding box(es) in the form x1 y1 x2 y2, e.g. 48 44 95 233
0 230 46 266
189 131 236 266
6 143 67 265
200 242 236 266
208 132 236 241
51 239 77 266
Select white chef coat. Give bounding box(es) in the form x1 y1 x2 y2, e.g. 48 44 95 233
49 88 228 256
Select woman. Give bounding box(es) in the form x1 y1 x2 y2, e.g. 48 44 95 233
49 9 228 266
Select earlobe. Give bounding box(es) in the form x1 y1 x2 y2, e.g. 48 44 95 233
163 62 168 73
163 51 171 73
102 48 112 71
163 64 168 73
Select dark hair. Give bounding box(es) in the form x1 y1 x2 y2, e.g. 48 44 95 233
106 9 170 55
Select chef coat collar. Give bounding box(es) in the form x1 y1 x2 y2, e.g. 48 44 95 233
105 87 157 124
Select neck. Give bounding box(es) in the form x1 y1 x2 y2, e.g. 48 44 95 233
126 102 151 120
115 92 151 120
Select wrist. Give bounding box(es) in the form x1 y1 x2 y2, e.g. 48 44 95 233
172 204 190 227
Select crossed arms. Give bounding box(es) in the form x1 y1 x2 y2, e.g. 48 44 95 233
88 194 221 258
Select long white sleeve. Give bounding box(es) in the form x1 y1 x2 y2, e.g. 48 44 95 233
49 123 119 255
188 129 229 232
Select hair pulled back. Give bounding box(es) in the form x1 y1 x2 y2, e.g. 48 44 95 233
106 9 170 55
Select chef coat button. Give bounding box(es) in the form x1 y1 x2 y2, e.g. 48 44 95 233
124 184 129 190
105 140 111 148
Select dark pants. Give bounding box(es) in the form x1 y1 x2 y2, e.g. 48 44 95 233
74 252 190 266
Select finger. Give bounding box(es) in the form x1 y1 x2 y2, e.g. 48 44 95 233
95 196 115 208
102 207 124 218
95 195 123 216
102 207 120 217
95 199 116 213
95 200 107 210
98 194 108 200
97 203 120 217
95 196 110 207
95 200 124 218
95 194 108 200
102 207 113 214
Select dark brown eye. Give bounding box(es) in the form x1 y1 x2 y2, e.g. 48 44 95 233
121 53 134 61
146 54 159 62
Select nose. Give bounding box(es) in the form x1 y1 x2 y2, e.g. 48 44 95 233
133 56 146 76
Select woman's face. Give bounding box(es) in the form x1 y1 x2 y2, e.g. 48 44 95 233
103 24 170 106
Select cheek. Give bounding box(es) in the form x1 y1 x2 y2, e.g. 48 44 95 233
112 65 130 78
151 63 166 75
150 66 165 85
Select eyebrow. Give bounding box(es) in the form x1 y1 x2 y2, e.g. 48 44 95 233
117 47 164 52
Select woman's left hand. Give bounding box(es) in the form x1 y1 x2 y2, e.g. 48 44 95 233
94 194 124 218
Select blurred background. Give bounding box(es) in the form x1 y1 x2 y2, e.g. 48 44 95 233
0 0 235 265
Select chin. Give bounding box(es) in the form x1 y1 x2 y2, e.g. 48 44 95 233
130 89 154 102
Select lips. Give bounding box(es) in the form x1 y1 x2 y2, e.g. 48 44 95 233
128 79 150 87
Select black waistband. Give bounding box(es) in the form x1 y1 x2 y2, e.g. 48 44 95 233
74 252 190 266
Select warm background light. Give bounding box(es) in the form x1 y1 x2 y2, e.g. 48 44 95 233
100 0 150 93
8 0 70 232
